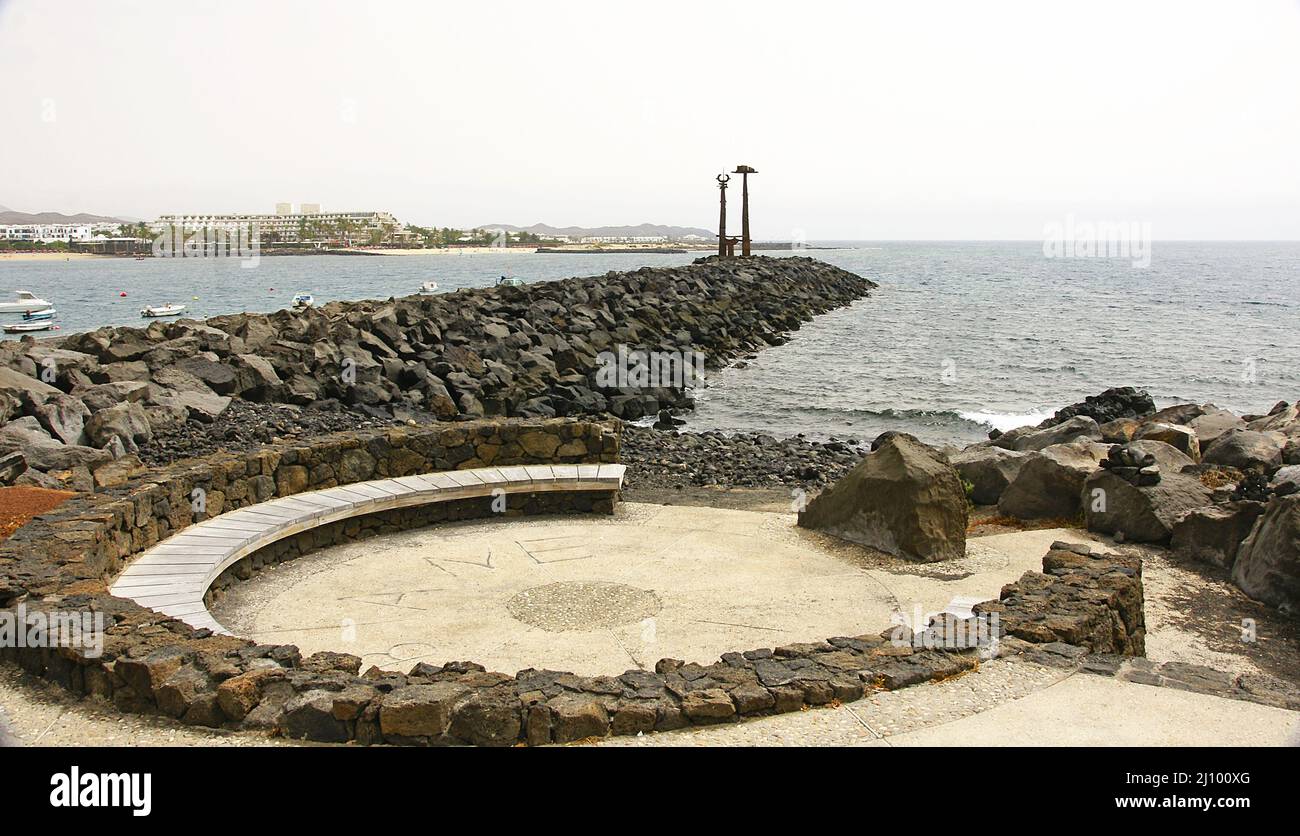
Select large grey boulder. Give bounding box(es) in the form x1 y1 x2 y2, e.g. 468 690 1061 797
1271 465 1300 496
1083 470 1213 544
98 360 151 382
1233 494 1300 611
0 450 27 485
0 416 112 472
0 364 60 401
1133 422 1200 462
1098 418 1140 443
1144 403 1206 426
31 393 91 446
1171 502 1267 569
148 366 212 395
20 345 100 378
84 401 153 452
998 441 1108 521
232 353 284 400
76 380 150 412
175 355 239 395
992 416 1102 452
1188 407 1245 449
1202 429 1286 471
951 445 1028 505
798 433 967 562
0 415 56 450
1285 438 1300 466
1125 439 1195 472
1246 402 1298 433
151 389 231 423
0 388 19 424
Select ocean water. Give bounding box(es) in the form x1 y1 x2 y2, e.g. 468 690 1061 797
3 242 1297 446
687 241 1300 445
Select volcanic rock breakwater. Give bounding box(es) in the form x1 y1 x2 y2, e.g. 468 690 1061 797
0 256 875 488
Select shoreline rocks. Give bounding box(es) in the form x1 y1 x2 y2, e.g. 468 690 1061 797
0 256 877 490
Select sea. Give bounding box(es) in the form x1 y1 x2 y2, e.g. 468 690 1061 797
2 241 1297 447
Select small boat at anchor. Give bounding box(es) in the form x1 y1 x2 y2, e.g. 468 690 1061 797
0 290 52 314
141 303 186 318
4 320 60 334
417 281 438 294
292 293 315 308
496 275 524 287
22 308 56 321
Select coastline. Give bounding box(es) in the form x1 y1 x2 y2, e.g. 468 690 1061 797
0 252 114 262
336 246 539 256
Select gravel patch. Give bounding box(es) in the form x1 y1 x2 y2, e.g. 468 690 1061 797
0 662 292 747
139 399 404 466
0 486 76 541
507 581 661 632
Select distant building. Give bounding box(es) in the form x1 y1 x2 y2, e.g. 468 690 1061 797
579 235 669 244
0 223 94 243
275 202 293 215
150 207 413 245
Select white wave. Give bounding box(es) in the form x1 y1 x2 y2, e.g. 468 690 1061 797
958 408 1054 433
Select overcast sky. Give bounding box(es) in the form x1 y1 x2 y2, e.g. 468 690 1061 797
2 0 1298 239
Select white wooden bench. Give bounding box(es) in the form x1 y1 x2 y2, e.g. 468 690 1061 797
108 464 626 635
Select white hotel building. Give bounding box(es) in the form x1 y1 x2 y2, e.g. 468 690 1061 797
0 223 97 243
150 205 411 244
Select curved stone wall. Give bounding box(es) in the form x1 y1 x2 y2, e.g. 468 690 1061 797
0 415 1145 745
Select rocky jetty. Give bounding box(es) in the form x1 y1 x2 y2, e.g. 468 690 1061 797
0 256 876 489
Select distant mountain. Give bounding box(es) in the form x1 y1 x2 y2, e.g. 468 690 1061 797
480 222 713 239
0 208 130 225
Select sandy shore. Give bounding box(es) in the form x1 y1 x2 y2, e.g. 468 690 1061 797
0 252 113 262
338 247 538 256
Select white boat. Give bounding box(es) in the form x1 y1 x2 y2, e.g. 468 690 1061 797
141 304 186 318
292 293 315 308
0 290 52 314
4 320 60 334
496 275 524 287
417 281 438 293
22 308 56 321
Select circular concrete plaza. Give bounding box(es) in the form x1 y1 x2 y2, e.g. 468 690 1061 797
213 502 1090 676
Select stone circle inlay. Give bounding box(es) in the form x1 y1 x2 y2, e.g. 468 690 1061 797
507 581 662 632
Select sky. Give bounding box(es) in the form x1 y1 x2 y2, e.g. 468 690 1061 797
1 0 1298 240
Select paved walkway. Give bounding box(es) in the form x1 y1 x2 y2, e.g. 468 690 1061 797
599 661 1300 747
4 655 1294 747
4 501 1296 747
213 503 1092 676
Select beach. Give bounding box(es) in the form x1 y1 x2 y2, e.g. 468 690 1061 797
0 251 112 262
